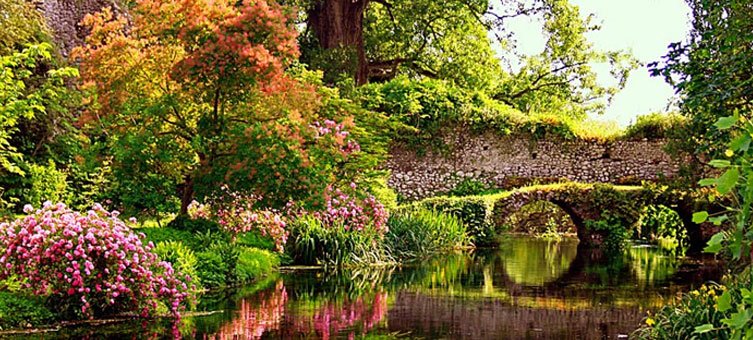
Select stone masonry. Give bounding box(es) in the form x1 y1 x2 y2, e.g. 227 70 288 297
387 129 682 200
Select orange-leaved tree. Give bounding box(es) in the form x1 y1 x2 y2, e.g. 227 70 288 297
74 0 368 215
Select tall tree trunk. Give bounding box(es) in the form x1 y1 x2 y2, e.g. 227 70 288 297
307 0 369 85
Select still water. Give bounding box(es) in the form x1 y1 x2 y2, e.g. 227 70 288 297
19 235 722 339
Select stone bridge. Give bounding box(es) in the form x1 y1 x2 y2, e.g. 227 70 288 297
415 183 720 251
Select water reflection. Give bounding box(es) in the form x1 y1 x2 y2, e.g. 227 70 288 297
38 236 722 339
496 236 579 286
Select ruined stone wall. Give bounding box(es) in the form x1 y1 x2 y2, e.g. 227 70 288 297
387 130 682 200
38 0 126 56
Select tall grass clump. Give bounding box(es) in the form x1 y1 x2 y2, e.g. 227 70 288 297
286 216 392 267
386 208 469 259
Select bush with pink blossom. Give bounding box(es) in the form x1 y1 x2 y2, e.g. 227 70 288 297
312 184 388 234
286 184 391 266
187 186 288 253
0 202 191 319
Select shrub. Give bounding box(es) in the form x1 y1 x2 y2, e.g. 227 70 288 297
287 216 391 267
208 242 240 286
195 251 228 289
310 184 389 235
624 112 687 140
186 187 288 253
409 195 500 246
236 230 277 252
634 280 743 339
368 177 398 212
235 247 279 283
21 160 68 208
0 291 54 329
585 213 629 253
448 178 490 197
0 203 190 319
521 113 577 140
385 207 468 259
153 241 200 289
637 205 688 252
139 227 199 250
166 214 221 235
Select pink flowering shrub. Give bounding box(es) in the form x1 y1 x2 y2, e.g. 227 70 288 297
286 183 390 266
0 202 190 319
313 184 388 234
311 119 361 156
188 186 288 253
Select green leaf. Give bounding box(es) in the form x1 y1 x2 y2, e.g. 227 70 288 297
693 211 709 223
718 291 733 312
741 288 752 301
730 134 752 152
716 115 738 130
709 215 729 226
705 232 726 254
709 159 732 168
694 324 715 334
722 309 752 329
717 168 740 194
699 178 718 187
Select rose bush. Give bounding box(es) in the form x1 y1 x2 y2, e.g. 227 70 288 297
0 202 190 319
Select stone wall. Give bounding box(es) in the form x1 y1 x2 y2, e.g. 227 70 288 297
386 130 682 200
37 0 126 57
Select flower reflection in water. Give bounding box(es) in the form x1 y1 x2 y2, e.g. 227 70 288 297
290 291 388 339
210 280 288 339
206 280 388 339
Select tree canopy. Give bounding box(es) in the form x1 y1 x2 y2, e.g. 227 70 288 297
73 0 387 215
651 0 753 162
297 0 637 117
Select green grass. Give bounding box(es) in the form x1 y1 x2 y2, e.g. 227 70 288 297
386 207 469 259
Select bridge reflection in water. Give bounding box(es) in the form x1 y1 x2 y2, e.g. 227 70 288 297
187 235 721 339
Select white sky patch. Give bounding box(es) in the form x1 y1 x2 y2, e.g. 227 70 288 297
491 0 691 126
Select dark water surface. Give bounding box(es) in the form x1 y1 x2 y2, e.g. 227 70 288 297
14 235 722 339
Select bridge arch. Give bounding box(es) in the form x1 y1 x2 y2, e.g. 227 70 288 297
489 183 712 250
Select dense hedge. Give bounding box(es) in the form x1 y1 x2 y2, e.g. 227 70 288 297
0 292 54 329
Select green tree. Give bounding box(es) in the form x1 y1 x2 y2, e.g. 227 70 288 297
300 0 637 117
75 1 388 216
0 43 78 214
493 0 638 118
650 0 753 166
0 0 51 55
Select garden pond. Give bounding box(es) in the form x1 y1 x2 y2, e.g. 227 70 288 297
4 235 722 339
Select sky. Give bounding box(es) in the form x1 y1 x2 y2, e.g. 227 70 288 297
498 0 691 126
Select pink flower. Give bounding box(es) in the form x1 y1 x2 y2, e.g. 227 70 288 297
0 203 191 319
